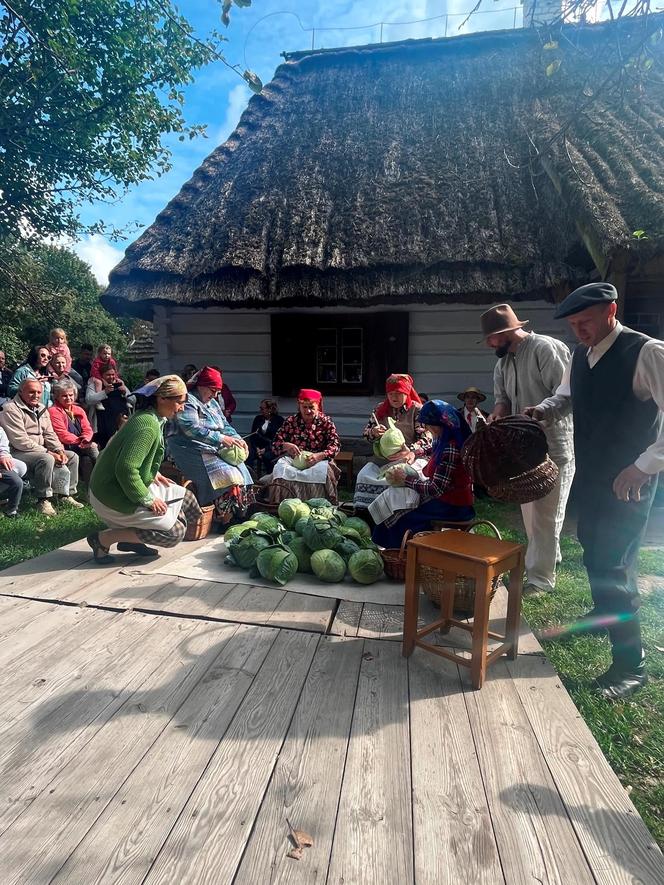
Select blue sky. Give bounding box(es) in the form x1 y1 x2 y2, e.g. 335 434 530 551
75 0 527 281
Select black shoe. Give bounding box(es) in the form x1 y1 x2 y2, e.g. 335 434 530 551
87 532 113 564
593 662 648 701
117 542 159 558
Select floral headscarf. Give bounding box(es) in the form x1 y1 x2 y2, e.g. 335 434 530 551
419 399 466 460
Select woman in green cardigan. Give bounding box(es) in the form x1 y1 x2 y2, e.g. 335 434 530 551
87 375 202 563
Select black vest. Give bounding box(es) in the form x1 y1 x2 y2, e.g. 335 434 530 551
571 327 659 485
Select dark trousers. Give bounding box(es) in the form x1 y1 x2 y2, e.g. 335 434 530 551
576 476 657 669
0 469 24 513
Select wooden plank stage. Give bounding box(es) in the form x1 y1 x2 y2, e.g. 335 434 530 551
0 540 662 884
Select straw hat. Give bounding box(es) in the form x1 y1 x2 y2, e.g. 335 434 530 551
457 386 486 403
477 304 529 342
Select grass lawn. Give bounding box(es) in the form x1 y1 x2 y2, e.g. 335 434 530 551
1 491 663 848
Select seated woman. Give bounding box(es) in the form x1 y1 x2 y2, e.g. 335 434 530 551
371 399 475 549
49 353 83 394
9 345 52 406
49 379 99 482
87 375 202 563
247 399 284 475
354 373 431 509
166 365 253 522
269 389 341 504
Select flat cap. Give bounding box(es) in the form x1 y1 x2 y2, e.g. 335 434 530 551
553 282 618 319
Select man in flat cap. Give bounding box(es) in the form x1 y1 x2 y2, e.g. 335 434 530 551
479 304 575 597
528 282 664 700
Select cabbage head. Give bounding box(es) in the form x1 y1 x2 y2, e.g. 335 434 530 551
373 440 383 459
256 545 298 586
377 417 406 458
287 536 313 573
343 517 372 540
311 549 346 583
335 538 361 563
219 443 248 465
227 532 272 568
224 520 258 543
306 497 331 509
280 529 297 545
252 513 286 536
340 526 363 544
291 451 315 470
294 516 310 537
310 505 337 522
303 518 343 552
380 463 420 486
348 549 385 584
332 508 347 524
358 537 380 551
278 498 311 529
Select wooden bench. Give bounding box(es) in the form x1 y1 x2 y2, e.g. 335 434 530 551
335 451 354 488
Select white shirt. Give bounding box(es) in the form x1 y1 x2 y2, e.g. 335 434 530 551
538 322 664 475
464 407 478 432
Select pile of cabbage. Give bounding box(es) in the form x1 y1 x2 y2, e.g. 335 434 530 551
223 497 384 587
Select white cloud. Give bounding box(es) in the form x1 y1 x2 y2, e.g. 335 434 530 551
214 83 252 146
72 235 125 285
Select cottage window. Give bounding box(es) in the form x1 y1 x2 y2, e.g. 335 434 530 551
271 313 408 397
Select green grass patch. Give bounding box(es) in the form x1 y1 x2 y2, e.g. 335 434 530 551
475 498 664 848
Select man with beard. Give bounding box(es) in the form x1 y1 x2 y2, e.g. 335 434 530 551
479 304 575 596
527 283 664 700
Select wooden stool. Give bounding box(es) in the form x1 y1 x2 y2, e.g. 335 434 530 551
402 530 525 689
335 451 354 488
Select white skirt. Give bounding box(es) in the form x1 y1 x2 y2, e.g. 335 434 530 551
89 481 186 533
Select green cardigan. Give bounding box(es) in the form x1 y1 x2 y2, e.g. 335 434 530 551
89 410 165 513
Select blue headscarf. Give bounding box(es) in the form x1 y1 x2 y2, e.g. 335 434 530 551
419 399 466 462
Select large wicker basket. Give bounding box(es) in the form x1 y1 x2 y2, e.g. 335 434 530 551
380 531 411 582
184 504 214 541
415 520 503 614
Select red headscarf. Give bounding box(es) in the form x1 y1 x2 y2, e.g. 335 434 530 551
375 373 422 420
189 365 223 391
297 388 324 413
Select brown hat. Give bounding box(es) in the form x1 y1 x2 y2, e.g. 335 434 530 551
477 304 529 342
458 386 486 403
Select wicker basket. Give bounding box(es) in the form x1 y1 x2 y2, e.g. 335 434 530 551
414 520 503 614
184 504 214 541
487 455 559 504
380 531 411 581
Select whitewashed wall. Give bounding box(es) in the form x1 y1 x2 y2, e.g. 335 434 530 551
154 302 574 437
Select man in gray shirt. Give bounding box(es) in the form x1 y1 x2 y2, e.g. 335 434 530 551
480 304 575 595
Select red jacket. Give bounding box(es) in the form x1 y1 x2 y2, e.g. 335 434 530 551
48 403 94 446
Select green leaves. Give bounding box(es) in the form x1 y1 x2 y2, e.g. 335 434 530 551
632 230 649 240
243 69 263 94
546 59 562 77
0 0 250 243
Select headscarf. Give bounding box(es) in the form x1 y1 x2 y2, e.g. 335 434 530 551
375 373 422 421
188 366 223 391
297 388 324 413
134 374 187 398
419 399 466 465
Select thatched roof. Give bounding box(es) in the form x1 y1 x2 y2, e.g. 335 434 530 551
104 14 664 317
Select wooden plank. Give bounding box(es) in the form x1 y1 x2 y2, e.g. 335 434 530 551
14 624 278 885
0 608 119 726
506 654 664 884
408 651 504 885
234 636 364 884
0 611 182 835
144 629 319 885
462 661 595 885
199 581 286 626
327 639 413 885
0 619 243 885
489 584 543 655
357 604 404 641
0 537 93 590
0 597 65 646
329 600 363 637
267 590 335 633
0 602 100 671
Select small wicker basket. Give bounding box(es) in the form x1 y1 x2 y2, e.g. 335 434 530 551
184 504 214 541
415 520 503 614
381 521 503 614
